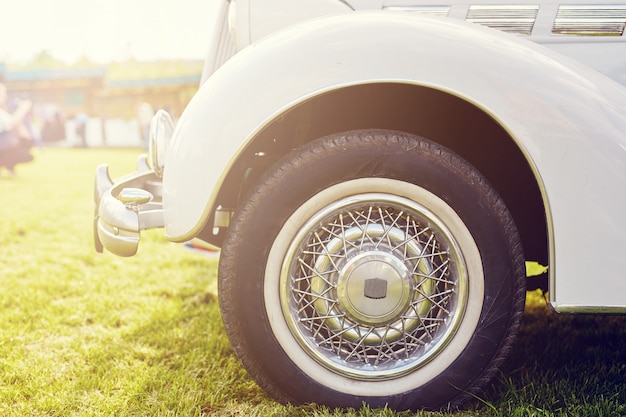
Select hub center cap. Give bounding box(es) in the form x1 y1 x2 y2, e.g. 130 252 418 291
337 251 412 325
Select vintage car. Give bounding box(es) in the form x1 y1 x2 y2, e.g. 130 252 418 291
93 0 626 411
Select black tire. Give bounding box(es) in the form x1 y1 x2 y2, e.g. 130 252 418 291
218 130 526 411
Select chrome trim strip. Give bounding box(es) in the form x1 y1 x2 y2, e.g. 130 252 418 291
552 5 626 36
552 304 626 313
466 5 539 35
384 5 451 16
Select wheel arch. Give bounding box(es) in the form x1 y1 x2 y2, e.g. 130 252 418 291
167 9 626 320
201 82 549 289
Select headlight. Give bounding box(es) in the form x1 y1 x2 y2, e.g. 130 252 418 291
148 109 174 178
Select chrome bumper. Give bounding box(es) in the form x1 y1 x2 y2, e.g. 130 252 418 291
93 155 164 257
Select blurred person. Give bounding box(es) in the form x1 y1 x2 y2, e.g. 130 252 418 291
0 83 34 176
74 113 88 148
41 109 66 144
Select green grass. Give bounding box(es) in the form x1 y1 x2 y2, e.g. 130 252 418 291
1 148 625 416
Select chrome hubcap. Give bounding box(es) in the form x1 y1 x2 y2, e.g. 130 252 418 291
335 250 412 327
281 193 468 379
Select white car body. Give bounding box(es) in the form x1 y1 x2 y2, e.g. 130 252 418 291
95 2 626 310
92 0 626 409
165 0 626 312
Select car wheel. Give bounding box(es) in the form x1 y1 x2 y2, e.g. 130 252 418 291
218 130 526 411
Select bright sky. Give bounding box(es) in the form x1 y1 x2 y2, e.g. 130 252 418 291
0 0 215 63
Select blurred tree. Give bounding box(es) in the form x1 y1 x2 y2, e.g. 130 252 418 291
74 55 98 68
25 50 66 69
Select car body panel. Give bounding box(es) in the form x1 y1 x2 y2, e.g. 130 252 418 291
162 12 626 311
225 0 626 86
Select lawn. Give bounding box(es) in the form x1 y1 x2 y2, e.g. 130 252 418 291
1 148 625 416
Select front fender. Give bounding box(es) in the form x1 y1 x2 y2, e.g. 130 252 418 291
164 11 626 308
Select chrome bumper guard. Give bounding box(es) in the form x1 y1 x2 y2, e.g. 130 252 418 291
93 155 164 257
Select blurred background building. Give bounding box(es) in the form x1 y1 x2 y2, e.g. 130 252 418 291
0 58 202 147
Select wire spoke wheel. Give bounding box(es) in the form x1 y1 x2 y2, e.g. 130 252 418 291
281 194 468 379
218 130 526 411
